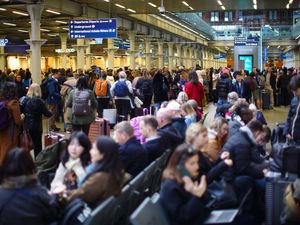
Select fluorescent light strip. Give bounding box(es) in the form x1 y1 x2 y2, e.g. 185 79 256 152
296 34 300 40
253 0 257 4
277 46 281 48
221 5 225 10
127 8 136 13
48 34 57 37
115 4 125 9
56 20 67 24
46 9 61 15
289 0 293 4
104 0 110 2
41 28 51 32
182 1 189 7
217 0 222 6
13 11 28 16
286 4 290 9
62 28 69 31
148 2 157 7
253 4 257 9
0 7 6 11
189 6 194 10
18 29 28 33
3 22 16 26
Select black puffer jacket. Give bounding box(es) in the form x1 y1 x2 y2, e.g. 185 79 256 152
152 72 169 103
216 74 232 100
22 97 52 132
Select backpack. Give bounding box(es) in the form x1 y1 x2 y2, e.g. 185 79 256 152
0 101 10 131
141 80 152 95
40 79 49 100
59 198 91 225
72 89 92 116
114 80 129 97
95 79 108 97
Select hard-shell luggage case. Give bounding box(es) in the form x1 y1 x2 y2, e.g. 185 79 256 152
88 118 110 143
103 108 117 128
265 173 295 225
262 91 271 110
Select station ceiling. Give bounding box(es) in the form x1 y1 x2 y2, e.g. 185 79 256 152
0 0 298 51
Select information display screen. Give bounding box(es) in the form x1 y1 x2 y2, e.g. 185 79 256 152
239 55 253 72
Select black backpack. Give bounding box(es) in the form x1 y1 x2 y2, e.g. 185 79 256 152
59 198 91 225
40 79 49 100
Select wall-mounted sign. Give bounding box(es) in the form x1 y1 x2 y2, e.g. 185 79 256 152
55 48 75 53
234 37 258 46
0 39 8 47
69 19 117 39
113 38 130 50
214 54 226 60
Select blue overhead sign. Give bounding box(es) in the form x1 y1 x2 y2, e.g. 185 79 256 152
69 19 117 39
234 37 259 46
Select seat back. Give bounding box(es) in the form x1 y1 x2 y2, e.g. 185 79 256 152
143 161 157 197
128 171 146 214
114 184 132 225
130 193 169 225
85 196 116 225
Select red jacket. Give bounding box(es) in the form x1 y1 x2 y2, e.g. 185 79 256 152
184 82 205 107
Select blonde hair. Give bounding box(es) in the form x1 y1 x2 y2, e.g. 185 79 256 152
27 83 42 98
185 123 207 144
181 102 195 116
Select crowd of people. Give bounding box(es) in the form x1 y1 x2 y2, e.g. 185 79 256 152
0 64 300 225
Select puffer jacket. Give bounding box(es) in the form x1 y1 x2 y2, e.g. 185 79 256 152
284 96 300 141
216 74 232 100
22 97 52 133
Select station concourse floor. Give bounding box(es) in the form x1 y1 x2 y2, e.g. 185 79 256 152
41 103 289 148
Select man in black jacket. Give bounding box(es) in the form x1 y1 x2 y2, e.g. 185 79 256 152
216 69 232 108
222 120 266 180
140 116 164 163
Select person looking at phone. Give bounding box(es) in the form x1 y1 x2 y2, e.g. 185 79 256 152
160 143 210 225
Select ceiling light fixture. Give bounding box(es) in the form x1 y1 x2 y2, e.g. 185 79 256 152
104 0 110 2
289 0 293 4
56 20 67 24
221 5 225 10
12 11 28 16
148 2 157 7
189 6 194 10
18 29 28 33
286 3 290 9
267 46 270 49
253 0 257 4
46 9 61 15
217 0 222 6
0 7 6 11
182 1 189 7
277 46 281 48
127 8 136 13
253 4 257 9
62 28 69 31
296 34 300 40
41 28 50 32
115 4 125 9
3 22 16 26
48 34 57 37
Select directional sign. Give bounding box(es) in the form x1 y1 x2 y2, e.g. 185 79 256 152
234 37 258 46
69 19 117 39
0 39 8 47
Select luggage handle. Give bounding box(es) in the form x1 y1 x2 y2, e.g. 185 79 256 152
143 108 149 116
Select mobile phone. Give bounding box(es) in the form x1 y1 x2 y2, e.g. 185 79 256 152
177 163 190 177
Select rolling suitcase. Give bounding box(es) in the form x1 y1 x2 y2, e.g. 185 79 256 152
265 173 295 225
88 118 110 143
103 108 117 128
262 90 271 110
44 120 64 147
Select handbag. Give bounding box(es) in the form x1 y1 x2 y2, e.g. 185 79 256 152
19 127 34 152
207 179 238 209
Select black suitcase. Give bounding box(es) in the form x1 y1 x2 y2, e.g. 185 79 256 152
262 90 271 110
265 174 295 225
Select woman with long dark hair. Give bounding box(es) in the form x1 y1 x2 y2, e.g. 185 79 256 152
184 71 205 107
50 132 91 192
0 82 24 165
55 136 124 209
0 148 59 225
66 76 98 135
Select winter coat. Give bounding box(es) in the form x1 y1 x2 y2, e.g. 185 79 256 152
21 97 52 133
171 117 187 140
158 123 184 150
0 99 23 165
152 73 169 103
216 74 232 100
119 137 148 176
184 82 204 107
0 175 59 225
66 88 98 125
67 171 121 209
143 137 164 163
221 126 265 180
284 96 300 141
46 77 61 105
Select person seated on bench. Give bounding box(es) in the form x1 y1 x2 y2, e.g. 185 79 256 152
140 116 164 163
0 148 59 225
156 108 184 150
50 131 91 192
53 136 124 209
114 121 148 177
